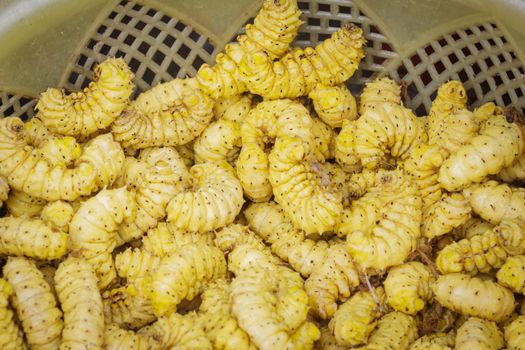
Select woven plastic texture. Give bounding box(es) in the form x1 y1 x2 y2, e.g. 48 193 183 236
0 0 523 117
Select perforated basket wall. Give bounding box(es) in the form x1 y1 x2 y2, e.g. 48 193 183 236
0 0 524 117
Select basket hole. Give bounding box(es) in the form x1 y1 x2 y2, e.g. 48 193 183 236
415 104 427 116
192 55 205 70
397 64 408 78
494 74 503 86
152 51 166 65
116 50 125 58
149 27 161 38
163 34 176 47
110 29 122 39
121 15 132 24
298 2 309 10
297 32 310 41
373 56 386 65
362 69 374 78
135 20 146 31
411 54 422 67
425 46 434 55
497 54 506 63
420 71 431 85
318 33 331 41
129 57 140 72
97 25 107 35
516 88 524 98
203 40 214 55
484 57 494 69
438 38 447 47
78 54 88 66
99 44 111 55
369 25 380 34
175 22 186 32
87 39 97 50
472 62 481 75
339 5 351 15
132 4 142 11
161 15 171 24
142 67 155 85
146 9 157 17
168 61 180 76
480 81 490 94
318 3 331 12
507 70 516 80
465 28 473 36
466 88 476 102
2 105 14 116
474 42 483 51
381 42 393 52
461 47 471 57
487 38 497 47
178 44 191 59
458 69 468 82
434 60 445 74
329 19 341 28
502 92 512 105
308 17 320 27
124 34 135 45
108 11 117 20
451 33 460 41
138 42 150 55
189 30 200 42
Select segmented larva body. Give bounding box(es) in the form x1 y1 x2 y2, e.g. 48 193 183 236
318 327 347 350
473 102 504 123
358 77 402 114
346 168 377 198
104 323 157 350
384 261 434 315
452 218 494 240
3 257 63 350
150 242 227 316
309 84 357 128
116 149 189 244
354 79 426 169
69 187 136 289
328 287 387 347
142 222 214 257
427 81 468 148
437 219 525 274
115 248 161 282
0 278 27 350
335 119 361 172
464 180 525 224
38 136 81 167
166 161 243 232
194 118 242 164
432 273 515 322
269 136 343 234
37 263 57 301
139 312 212 349
40 200 74 232
361 312 418 350
431 108 480 156
111 78 214 150
103 287 156 330
5 189 46 217
215 224 269 257
409 333 455 350
496 255 525 293
24 118 54 147
403 143 446 211
499 153 525 182
422 193 472 239
439 114 525 191
504 315 525 350
230 246 320 350
312 117 336 160
244 201 328 276
0 216 67 260
340 170 422 271
197 0 302 98
237 99 314 202
213 94 253 123
36 57 134 138
55 257 104 350
239 24 366 99
304 243 360 319
455 317 504 350
197 279 256 350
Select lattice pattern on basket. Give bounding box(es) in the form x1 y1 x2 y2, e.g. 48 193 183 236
62 0 218 94
234 0 398 94
389 22 525 116
0 92 36 121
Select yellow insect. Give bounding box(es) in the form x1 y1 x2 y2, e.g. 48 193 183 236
239 24 366 99
104 323 158 350
335 119 361 172
141 222 214 257
360 311 418 350
194 118 242 164
340 170 422 271
0 278 26 350
504 315 525 350
214 224 270 257
437 219 525 274
3 257 63 350
115 248 161 283
138 312 212 349
439 114 524 191
149 242 227 316
213 94 253 123
197 0 302 98
455 317 504 350
463 180 525 224
69 187 136 289
35 57 134 138
230 245 320 350
432 273 515 322
358 77 402 114
38 136 81 167
384 261 434 315
309 84 357 128
111 78 214 150
422 193 472 239
5 190 46 217
196 279 256 350
237 99 314 202
40 200 75 232
166 161 244 232
496 255 525 294
451 218 494 240
328 287 387 346
55 257 104 350
269 136 343 234
408 333 455 350
103 287 156 330
0 216 67 260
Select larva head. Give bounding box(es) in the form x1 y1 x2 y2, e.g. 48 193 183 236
228 244 274 274
496 219 525 255
359 78 402 114
94 57 134 85
473 102 504 123
337 23 366 48
41 200 75 230
0 116 26 145
432 80 467 114
274 137 306 162
239 51 271 78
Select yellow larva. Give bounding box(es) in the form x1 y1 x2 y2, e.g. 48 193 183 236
35 57 134 138
409 333 455 350
496 255 525 294
0 278 27 350
104 323 158 350
504 315 525 350
5 190 46 217
360 311 418 350
3 257 63 350
40 200 74 232
103 287 156 330
455 317 504 350
309 84 357 128
55 257 104 350
432 273 515 322
194 118 242 164
115 248 161 283
422 193 472 239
